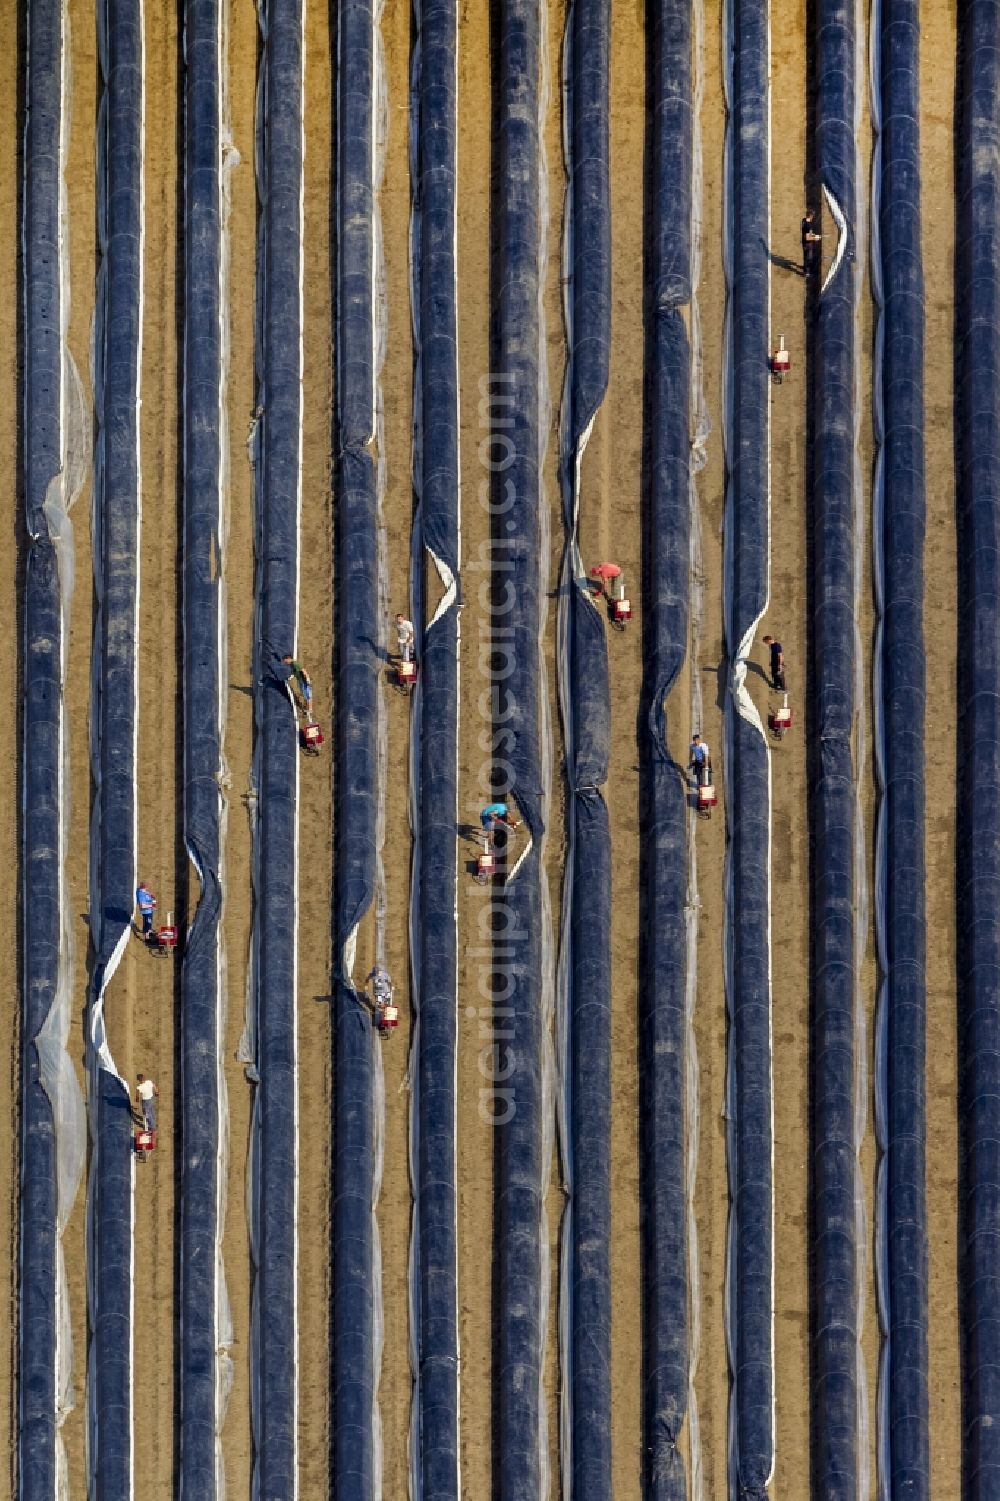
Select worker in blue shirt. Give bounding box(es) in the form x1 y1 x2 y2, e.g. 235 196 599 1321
480 802 521 846
689 735 712 786
135 882 157 939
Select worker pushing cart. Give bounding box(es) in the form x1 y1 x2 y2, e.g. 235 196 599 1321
690 734 717 817
393 613 418 691
589 561 631 629
281 656 313 714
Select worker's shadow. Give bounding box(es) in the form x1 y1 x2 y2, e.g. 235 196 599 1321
761 238 807 277
457 822 489 879
703 658 768 711
363 635 392 665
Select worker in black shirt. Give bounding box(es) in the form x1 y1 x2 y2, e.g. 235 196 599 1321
762 635 786 691
802 208 822 278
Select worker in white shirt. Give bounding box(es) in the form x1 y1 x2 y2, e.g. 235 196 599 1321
394 613 415 664
135 1075 158 1132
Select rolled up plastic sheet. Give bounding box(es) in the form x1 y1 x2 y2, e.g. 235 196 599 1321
811 2 863 1494
21 1 88 1495
556 0 612 1494
88 0 145 1493
870 2 929 1495
180 0 230 1494
637 3 692 1494
249 2 303 1495
722 2 773 1496
408 0 461 1490
333 0 380 1488
495 1 546 1493
956 2 1000 1493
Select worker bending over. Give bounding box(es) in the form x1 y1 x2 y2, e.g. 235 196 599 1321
281 656 313 714
480 801 521 846
689 735 712 786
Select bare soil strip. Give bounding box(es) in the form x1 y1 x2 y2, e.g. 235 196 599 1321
920 2 961 1486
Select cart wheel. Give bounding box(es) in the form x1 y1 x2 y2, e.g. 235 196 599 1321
611 618 627 634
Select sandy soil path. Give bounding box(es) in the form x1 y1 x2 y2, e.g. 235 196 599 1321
686 4 733 1492
373 0 417 1485
295 0 335 1492
216 0 263 1491
755 9 813 1493
452 0 497 1488
919 1 961 1485
128 5 183 1492
541 0 568 1478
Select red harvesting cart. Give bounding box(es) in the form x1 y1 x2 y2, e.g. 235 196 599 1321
770 334 791 383
149 913 178 956
475 845 497 884
396 657 418 692
301 717 324 754
768 694 794 740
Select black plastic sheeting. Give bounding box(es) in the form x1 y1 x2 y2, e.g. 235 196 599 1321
810 2 859 1494
91 1069 136 1498
724 4 772 1497
333 0 379 1489
956 3 1000 1492
495 1 546 1493
20 2 64 1493
410 0 461 1490
89 1 144 1492
251 3 302 1494
561 0 612 1496
872 2 928 1494
180 0 225 1493
638 3 691 1495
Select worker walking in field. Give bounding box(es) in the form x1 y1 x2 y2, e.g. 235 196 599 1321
689 734 712 786
281 656 313 714
480 801 521 847
135 882 157 940
762 635 786 691
394 613 415 664
135 1074 158 1132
